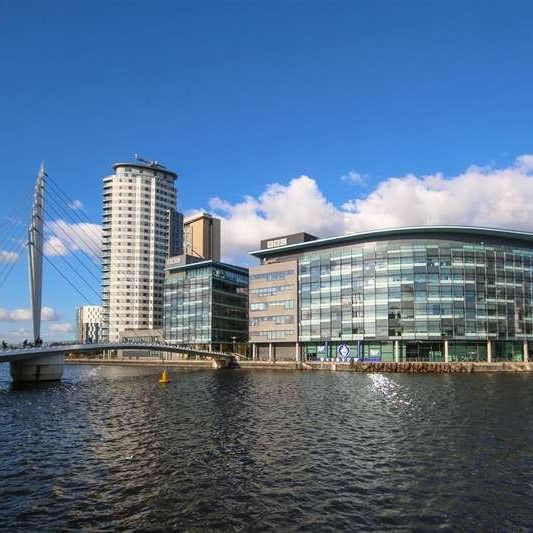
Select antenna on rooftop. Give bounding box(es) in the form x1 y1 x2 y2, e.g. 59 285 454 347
134 154 161 167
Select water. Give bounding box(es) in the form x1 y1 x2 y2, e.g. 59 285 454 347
2 365 533 531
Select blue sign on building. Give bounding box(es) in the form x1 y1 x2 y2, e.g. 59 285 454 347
337 344 350 359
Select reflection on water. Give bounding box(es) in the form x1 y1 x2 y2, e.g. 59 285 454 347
368 373 413 406
1 365 533 530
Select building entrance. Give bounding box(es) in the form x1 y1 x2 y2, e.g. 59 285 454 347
404 341 444 362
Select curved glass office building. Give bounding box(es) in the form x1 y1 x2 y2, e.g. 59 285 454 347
249 227 533 363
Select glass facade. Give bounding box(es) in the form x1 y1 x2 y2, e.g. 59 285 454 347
164 262 249 346
289 234 533 362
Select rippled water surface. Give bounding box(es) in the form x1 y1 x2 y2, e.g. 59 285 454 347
2 365 533 530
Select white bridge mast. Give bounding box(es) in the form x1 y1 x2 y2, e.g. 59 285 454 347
28 163 45 344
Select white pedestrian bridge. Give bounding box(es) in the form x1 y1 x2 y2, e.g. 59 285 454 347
1 342 238 382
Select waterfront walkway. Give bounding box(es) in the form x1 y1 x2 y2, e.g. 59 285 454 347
66 356 533 373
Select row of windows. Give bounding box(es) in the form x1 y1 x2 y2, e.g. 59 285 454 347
295 241 533 341
302 267 533 282
249 284 293 296
250 270 294 281
250 315 294 326
250 300 294 311
253 330 294 340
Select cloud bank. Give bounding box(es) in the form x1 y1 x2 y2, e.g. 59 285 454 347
210 155 533 262
44 220 101 258
49 322 73 333
0 306 58 322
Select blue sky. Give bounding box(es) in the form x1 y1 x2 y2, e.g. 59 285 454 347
1 0 533 341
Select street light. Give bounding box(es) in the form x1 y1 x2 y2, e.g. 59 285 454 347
231 336 237 354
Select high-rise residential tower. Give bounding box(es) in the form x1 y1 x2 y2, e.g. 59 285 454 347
102 159 181 342
183 212 221 261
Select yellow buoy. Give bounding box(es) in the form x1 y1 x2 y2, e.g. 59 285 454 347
158 369 170 384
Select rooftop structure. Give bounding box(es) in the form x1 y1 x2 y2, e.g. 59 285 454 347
183 212 221 261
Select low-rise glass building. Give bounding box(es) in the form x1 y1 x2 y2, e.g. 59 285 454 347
249 227 533 363
164 257 249 351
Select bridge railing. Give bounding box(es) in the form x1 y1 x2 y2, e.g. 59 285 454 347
1 341 251 362
2 340 236 355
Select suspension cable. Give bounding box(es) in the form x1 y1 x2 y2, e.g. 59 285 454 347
42 216 101 285
0 240 26 292
0 220 28 286
0 180 33 240
43 207 102 280
43 255 95 305
0 198 31 259
44 189 101 256
37 229 101 301
43 173 97 226
44 193 101 262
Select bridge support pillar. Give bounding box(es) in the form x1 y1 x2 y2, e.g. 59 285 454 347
212 357 230 370
10 353 65 382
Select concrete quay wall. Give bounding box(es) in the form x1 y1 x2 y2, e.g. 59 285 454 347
307 361 533 373
67 357 533 373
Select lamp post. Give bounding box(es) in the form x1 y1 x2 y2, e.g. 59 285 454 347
231 336 237 354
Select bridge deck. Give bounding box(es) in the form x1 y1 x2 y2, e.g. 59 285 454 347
0 343 236 364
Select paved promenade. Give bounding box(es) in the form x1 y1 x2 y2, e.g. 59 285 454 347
67 357 533 373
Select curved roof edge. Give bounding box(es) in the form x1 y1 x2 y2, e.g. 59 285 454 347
249 225 533 257
165 258 249 274
112 161 178 179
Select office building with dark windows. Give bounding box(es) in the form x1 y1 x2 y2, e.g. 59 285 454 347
249 227 533 363
164 256 249 351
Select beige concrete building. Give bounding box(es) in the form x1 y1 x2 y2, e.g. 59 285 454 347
183 213 221 261
249 259 299 361
101 160 181 342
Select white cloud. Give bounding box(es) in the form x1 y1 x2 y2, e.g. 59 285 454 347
340 158 533 231
7 308 31 321
340 171 366 186
41 307 58 321
44 236 69 256
0 250 18 263
209 176 345 262
209 154 533 263
68 199 84 210
0 306 58 322
517 155 533 170
49 322 73 333
44 220 101 258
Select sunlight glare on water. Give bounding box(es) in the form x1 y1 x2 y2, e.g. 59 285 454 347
367 373 412 406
